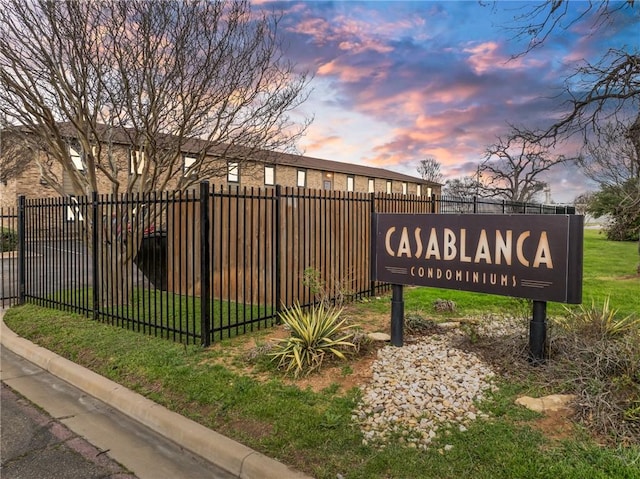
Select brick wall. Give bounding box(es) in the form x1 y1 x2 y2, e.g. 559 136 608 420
3 143 440 203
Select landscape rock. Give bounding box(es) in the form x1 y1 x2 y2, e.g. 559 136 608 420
437 322 461 330
367 332 391 342
515 394 577 414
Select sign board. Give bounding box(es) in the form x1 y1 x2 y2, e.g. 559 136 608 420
372 214 583 303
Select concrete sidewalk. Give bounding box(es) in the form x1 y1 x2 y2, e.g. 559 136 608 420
0 308 311 479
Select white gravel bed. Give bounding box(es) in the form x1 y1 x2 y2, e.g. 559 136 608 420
353 325 507 450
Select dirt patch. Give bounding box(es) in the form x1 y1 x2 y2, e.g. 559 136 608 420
530 409 575 441
226 417 274 441
286 349 378 393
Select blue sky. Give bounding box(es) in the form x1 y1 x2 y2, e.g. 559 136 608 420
258 1 639 203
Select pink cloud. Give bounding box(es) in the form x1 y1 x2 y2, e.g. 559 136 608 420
317 59 389 82
464 41 542 75
302 133 343 153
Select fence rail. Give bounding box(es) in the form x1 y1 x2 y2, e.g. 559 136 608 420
0 185 575 344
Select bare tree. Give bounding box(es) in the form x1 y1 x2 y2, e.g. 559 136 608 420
580 116 640 187
0 124 33 182
573 192 594 216
0 0 311 303
441 175 483 213
504 1 639 160
506 1 635 57
480 130 570 203
442 176 482 198
0 0 311 198
416 157 443 183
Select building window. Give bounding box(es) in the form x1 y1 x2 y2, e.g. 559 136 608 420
368 178 375 193
227 161 239 183
346 175 354 192
386 180 392 194
297 169 306 187
130 149 145 175
184 156 197 175
427 187 432 198
66 196 84 222
69 146 84 171
264 165 275 186
402 182 408 195
416 184 421 197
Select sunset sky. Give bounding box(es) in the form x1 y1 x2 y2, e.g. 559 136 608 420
259 1 639 203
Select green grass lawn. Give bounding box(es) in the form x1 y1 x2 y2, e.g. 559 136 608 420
4 228 640 478
39 287 276 343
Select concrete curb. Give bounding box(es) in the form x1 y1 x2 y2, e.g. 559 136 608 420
0 308 311 479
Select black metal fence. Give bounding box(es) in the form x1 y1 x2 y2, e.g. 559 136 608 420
1 206 19 307
0 184 574 344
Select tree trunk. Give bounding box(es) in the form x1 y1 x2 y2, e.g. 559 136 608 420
93 203 146 308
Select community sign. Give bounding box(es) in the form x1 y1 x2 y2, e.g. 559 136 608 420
372 214 583 303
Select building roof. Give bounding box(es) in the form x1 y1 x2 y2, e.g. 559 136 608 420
21 122 440 186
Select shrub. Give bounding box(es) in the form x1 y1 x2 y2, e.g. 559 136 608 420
545 297 640 443
404 311 438 335
270 302 356 378
549 333 640 443
0 228 18 253
433 298 456 313
557 297 640 339
302 267 355 309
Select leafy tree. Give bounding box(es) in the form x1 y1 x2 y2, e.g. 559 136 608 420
479 129 569 203
588 179 640 244
416 157 443 183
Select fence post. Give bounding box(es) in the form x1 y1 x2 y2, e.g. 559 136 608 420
199 181 211 347
274 185 282 319
369 192 376 297
91 192 99 320
17 195 26 305
473 196 478 214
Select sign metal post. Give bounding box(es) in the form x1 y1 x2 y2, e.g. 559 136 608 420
529 300 547 364
391 284 404 346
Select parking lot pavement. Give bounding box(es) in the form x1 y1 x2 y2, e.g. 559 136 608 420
1 381 138 479
0 347 236 479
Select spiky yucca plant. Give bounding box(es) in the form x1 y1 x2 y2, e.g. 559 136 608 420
558 297 640 339
270 302 356 378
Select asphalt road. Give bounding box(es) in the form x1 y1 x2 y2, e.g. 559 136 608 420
1 238 156 305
